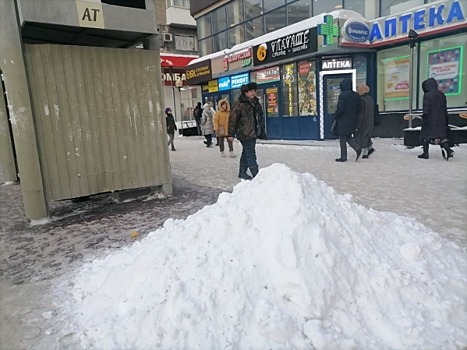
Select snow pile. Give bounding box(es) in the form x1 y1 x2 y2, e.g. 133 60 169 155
70 163 467 349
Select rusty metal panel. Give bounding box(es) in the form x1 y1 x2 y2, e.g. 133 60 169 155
25 44 171 201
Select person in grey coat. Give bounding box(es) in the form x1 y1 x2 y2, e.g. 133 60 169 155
418 78 454 160
357 84 375 158
334 78 362 162
201 102 215 147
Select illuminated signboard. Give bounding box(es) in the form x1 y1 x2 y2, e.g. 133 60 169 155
230 73 250 89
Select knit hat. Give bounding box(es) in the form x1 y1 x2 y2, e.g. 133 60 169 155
165 107 172 114
241 82 258 93
357 84 370 96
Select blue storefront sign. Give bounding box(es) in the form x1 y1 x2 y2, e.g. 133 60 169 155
344 22 370 43
230 73 250 89
218 76 231 91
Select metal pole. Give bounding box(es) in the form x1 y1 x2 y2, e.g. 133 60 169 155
408 41 415 129
0 0 48 219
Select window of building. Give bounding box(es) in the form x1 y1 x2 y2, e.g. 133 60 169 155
229 24 245 48
265 7 287 33
297 60 317 116
343 0 366 17
199 38 213 57
376 46 411 111
418 33 466 109
354 55 368 87
245 16 264 41
212 5 228 33
287 0 311 25
244 0 263 20
380 0 423 16
264 0 286 13
166 0 190 9
102 0 145 9
212 31 228 52
197 15 211 40
282 63 298 116
174 35 197 51
227 0 244 27
312 0 342 16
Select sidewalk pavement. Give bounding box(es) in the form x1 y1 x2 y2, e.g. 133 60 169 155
0 135 466 349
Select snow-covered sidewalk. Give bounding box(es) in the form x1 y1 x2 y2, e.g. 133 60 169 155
169 136 467 247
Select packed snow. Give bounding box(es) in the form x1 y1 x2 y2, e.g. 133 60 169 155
69 163 467 349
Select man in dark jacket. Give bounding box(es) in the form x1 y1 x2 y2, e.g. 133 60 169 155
193 102 203 136
165 107 177 151
228 82 266 179
418 78 454 160
334 78 362 162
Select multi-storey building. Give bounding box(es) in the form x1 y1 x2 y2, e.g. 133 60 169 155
186 0 467 142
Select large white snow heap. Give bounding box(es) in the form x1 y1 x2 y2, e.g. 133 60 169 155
70 163 467 349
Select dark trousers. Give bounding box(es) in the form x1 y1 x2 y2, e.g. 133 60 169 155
239 138 257 169
204 134 212 146
339 135 359 160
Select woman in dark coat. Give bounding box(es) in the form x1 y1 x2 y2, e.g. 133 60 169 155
418 78 454 160
334 78 362 162
165 107 177 151
357 84 376 158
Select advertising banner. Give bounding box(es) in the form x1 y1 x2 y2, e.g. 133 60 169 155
427 46 463 95
186 60 212 85
383 56 410 99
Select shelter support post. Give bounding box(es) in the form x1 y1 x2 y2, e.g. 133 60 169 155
0 0 48 219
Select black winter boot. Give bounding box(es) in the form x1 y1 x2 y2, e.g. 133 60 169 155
250 166 259 178
238 164 252 180
418 140 429 159
441 141 454 161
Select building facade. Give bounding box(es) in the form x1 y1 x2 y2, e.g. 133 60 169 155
187 0 467 141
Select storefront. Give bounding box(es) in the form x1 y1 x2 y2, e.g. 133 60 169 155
186 0 467 141
161 53 201 126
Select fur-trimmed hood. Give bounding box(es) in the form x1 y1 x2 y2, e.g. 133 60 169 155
217 98 230 111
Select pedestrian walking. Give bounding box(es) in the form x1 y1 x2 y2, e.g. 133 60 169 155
334 78 362 162
214 99 236 158
193 102 203 136
418 78 454 161
228 82 266 179
201 102 214 147
356 84 376 159
165 107 177 151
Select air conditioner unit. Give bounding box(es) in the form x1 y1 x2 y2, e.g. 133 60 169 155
163 33 173 43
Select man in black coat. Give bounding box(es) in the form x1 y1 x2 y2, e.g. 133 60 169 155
418 78 454 160
334 78 362 162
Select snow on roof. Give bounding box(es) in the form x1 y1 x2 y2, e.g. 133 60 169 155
188 9 365 66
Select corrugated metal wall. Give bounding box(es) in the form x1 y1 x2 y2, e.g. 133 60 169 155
24 44 171 201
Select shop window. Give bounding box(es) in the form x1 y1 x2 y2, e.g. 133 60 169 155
287 0 311 25
244 0 263 20
282 63 298 117
377 46 411 112
343 0 366 17
354 55 368 87
227 0 244 27
297 60 317 116
312 0 342 16
197 15 211 40
264 0 285 13
265 7 286 33
245 16 264 41
212 6 227 34
229 24 245 48
419 34 467 109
